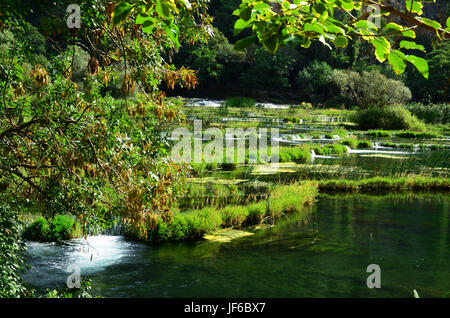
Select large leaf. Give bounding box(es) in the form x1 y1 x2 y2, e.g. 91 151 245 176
370 37 390 63
112 2 134 26
388 50 406 75
406 55 429 79
233 35 257 51
156 0 172 18
234 18 251 35
162 23 179 48
304 23 324 34
420 17 442 32
405 0 423 15
334 35 348 48
399 40 425 52
262 35 279 54
239 6 252 21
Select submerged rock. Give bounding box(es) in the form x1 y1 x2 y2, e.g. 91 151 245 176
203 228 254 242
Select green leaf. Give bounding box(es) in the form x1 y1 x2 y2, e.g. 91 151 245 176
234 18 251 35
142 20 155 34
401 30 416 38
112 2 133 26
156 0 172 18
420 18 442 31
326 23 345 35
239 7 252 21
262 35 279 54
383 22 403 32
304 23 324 34
136 13 151 25
162 23 179 48
334 36 348 48
388 50 407 75
370 37 390 63
405 0 423 15
234 35 257 51
447 17 450 28
399 40 425 52
406 54 429 79
340 1 354 11
355 20 377 31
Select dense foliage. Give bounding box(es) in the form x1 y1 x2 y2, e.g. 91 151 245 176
0 0 214 239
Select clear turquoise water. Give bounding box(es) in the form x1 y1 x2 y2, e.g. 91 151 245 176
24 194 450 298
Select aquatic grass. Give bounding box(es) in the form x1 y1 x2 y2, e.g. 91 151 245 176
340 138 358 149
367 130 392 138
312 144 348 155
221 206 250 228
339 138 372 149
331 128 347 138
317 177 450 193
395 131 441 139
268 182 317 220
145 182 318 242
278 146 311 163
356 140 372 149
246 201 267 224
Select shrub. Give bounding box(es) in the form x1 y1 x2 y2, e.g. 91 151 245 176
296 61 334 103
313 144 348 155
351 106 426 131
0 204 28 297
278 146 311 163
246 201 267 224
221 206 249 228
404 103 450 124
367 130 392 138
24 215 81 241
23 217 50 241
50 215 81 241
332 69 411 108
340 138 358 149
356 140 372 149
225 97 255 108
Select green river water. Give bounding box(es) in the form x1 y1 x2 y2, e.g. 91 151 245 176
24 194 450 298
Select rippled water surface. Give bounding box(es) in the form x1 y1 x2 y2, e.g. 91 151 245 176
24 194 450 298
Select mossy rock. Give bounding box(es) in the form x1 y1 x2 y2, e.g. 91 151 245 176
203 228 254 242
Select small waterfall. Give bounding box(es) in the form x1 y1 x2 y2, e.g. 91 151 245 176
310 149 316 161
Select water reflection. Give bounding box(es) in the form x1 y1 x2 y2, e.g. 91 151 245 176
23 195 450 298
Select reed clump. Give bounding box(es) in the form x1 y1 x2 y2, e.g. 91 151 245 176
142 182 318 242
318 177 450 193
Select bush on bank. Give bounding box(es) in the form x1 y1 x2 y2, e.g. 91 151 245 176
23 215 82 242
351 106 426 131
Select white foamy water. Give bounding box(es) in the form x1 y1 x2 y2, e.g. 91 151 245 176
23 236 144 289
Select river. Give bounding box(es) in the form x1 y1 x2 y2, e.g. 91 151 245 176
23 194 450 298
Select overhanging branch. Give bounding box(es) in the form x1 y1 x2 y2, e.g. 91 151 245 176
366 0 450 39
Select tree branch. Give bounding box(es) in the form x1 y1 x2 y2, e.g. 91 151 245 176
366 0 450 39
